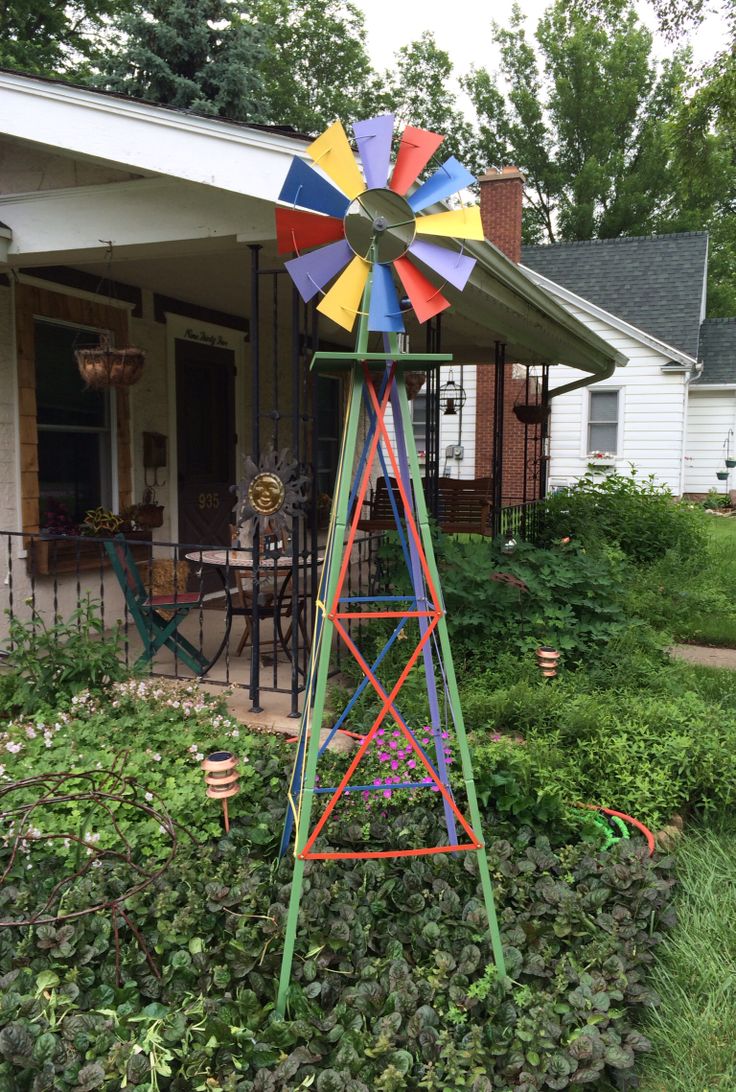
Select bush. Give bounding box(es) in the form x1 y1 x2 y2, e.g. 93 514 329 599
542 469 707 564
0 598 127 716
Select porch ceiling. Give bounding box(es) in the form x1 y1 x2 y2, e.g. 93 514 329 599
0 69 624 375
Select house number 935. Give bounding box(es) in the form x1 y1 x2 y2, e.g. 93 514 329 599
198 492 220 510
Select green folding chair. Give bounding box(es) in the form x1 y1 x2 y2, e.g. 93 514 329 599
105 536 209 676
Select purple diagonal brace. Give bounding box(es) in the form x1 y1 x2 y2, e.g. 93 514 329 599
385 338 457 847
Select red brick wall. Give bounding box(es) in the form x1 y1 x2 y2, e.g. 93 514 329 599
474 166 544 506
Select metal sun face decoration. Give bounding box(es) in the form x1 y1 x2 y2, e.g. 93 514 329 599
234 449 309 542
275 116 485 332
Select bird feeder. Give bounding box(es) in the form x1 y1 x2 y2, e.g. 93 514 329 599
439 371 467 417
536 646 561 678
201 751 240 832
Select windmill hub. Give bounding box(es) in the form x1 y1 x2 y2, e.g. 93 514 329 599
344 187 416 265
373 216 388 233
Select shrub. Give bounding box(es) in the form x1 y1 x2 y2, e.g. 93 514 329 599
542 469 707 564
0 599 126 715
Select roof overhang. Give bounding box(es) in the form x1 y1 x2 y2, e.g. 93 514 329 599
0 69 621 376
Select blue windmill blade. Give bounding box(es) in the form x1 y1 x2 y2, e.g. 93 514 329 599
278 157 351 218
354 113 395 190
368 263 405 332
407 156 476 213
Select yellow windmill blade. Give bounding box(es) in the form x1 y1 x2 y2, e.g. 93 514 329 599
415 206 484 241
308 121 366 201
317 255 370 332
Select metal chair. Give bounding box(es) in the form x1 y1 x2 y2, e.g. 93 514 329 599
105 536 208 676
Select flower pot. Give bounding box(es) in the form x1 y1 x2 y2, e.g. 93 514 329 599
716 470 729 481
76 336 145 389
135 504 164 529
726 458 736 468
513 403 550 425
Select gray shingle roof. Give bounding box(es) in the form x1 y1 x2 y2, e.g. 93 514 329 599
697 318 736 385
521 232 708 359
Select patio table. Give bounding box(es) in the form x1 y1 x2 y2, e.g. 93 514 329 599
185 549 322 673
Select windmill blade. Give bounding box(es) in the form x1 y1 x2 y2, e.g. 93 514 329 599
317 255 370 332
285 240 353 303
368 262 405 333
408 156 476 213
279 157 350 217
408 240 476 291
415 206 484 241
353 114 395 191
389 126 444 197
394 256 451 324
308 121 366 200
275 207 345 254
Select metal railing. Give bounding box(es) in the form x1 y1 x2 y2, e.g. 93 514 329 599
0 529 388 717
498 498 547 544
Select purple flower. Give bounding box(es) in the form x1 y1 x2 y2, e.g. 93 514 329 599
408 759 416 769
390 760 399 770
383 789 392 798
389 741 397 750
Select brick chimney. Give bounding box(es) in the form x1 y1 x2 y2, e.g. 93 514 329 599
478 166 524 263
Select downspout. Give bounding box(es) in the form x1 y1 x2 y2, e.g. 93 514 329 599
546 358 620 401
680 361 703 497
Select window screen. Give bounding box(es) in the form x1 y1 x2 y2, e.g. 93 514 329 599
35 321 113 526
588 390 619 454
412 392 428 455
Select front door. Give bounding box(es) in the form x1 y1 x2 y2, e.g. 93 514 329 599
176 338 236 548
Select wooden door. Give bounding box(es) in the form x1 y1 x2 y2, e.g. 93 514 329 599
176 339 236 548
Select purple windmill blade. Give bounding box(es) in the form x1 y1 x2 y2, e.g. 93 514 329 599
279 157 350 218
408 239 476 291
407 156 476 213
354 114 395 191
285 239 353 303
368 262 404 333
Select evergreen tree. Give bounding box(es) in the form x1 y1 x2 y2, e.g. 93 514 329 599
464 0 689 243
97 0 268 123
0 0 132 77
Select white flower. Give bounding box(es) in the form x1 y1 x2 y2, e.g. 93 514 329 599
152 753 162 762
144 792 153 802
195 752 204 762
5 741 22 754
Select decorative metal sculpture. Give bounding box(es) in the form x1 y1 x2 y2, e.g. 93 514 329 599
536 646 561 677
274 115 505 1015
233 449 309 544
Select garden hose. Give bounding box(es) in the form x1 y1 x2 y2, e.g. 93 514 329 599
571 803 656 856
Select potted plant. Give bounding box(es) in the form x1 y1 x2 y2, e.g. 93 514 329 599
132 486 165 530
75 334 145 390
513 402 550 425
724 430 736 468
716 470 730 481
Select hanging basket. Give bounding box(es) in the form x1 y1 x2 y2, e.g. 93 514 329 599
726 458 736 469
716 470 730 481
513 403 550 425
76 336 145 390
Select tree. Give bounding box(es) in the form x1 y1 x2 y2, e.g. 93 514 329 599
381 33 476 167
252 0 379 134
0 0 133 77
96 0 268 123
464 0 689 243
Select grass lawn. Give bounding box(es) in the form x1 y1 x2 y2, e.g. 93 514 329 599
683 518 736 646
635 823 736 1091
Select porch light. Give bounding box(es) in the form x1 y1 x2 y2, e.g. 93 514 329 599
201 751 240 833
439 371 466 417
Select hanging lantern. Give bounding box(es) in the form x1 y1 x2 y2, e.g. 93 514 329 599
201 751 240 832
439 371 467 417
536 646 561 678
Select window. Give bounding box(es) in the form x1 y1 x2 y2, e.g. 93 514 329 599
587 389 619 454
412 391 427 456
35 321 114 526
314 375 341 497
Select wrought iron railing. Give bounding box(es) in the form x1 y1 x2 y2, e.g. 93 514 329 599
0 529 388 717
498 498 547 544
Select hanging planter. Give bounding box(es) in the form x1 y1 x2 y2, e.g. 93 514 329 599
726 458 736 469
76 335 145 390
513 403 550 425
716 470 729 481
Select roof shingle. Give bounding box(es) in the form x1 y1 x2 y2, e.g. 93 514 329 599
521 232 708 359
696 318 736 385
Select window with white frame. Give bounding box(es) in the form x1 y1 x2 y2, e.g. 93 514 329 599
412 391 427 456
587 389 619 455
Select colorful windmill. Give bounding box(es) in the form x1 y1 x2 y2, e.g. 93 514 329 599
275 116 505 1015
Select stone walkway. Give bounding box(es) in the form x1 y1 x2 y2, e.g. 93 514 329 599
670 644 736 669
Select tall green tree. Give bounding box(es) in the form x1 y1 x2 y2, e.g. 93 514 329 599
252 0 379 134
381 33 475 167
464 0 689 242
96 0 268 123
0 0 133 77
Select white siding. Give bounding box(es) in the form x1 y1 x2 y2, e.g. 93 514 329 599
685 388 736 494
545 299 689 495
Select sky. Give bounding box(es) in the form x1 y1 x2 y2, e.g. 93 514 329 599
354 0 728 94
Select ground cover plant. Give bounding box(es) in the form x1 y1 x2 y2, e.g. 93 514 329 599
0 677 675 1091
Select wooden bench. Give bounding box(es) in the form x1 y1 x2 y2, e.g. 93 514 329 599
357 476 492 536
